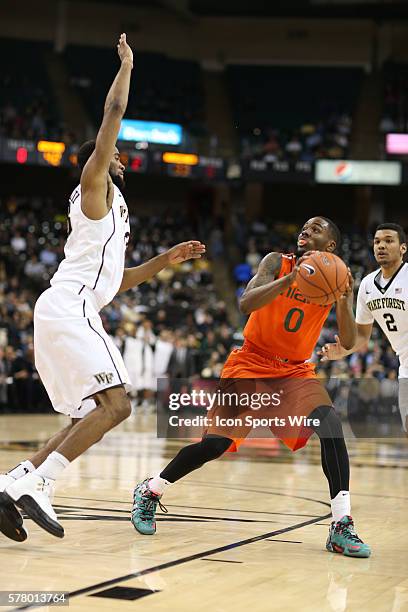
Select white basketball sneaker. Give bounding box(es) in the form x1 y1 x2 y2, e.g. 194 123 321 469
4 473 64 538
0 474 28 542
0 474 15 493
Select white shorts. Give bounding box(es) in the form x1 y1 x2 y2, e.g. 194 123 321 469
34 285 131 418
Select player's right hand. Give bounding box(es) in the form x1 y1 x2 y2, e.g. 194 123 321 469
319 334 347 361
117 33 133 66
286 251 317 285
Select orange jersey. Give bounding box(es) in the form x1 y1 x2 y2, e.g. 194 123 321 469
243 253 331 362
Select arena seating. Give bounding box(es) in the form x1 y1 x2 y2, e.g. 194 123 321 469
227 65 364 160
0 38 62 140
380 61 408 134
0 194 232 412
0 192 400 413
63 45 206 133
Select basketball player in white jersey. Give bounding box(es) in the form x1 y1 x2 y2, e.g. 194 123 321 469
321 223 408 430
0 34 205 542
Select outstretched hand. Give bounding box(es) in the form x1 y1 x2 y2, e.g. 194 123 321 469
318 334 347 362
117 33 133 66
166 241 206 265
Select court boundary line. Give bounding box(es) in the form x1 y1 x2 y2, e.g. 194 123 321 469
12 512 331 611
53 499 322 518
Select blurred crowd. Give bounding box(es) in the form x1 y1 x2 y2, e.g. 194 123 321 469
241 114 352 163
0 194 234 413
0 98 60 142
0 194 403 415
0 97 76 144
380 62 408 136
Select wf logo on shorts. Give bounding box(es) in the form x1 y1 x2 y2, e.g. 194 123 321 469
94 371 114 384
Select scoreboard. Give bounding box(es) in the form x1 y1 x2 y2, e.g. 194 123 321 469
0 138 227 181
0 136 404 186
2 139 66 167
160 152 225 180
119 148 226 180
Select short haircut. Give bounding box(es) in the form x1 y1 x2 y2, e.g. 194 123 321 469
77 140 96 172
375 223 407 245
319 216 341 252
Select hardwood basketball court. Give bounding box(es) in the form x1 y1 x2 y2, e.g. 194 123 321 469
1 414 408 611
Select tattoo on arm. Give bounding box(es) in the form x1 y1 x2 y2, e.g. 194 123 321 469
244 253 282 292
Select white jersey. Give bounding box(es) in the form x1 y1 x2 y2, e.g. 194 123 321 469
356 263 408 376
51 184 130 311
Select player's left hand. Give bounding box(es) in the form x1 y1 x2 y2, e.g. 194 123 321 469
166 241 206 265
319 334 347 361
337 268 354 305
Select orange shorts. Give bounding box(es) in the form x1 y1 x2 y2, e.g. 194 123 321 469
204 341 331 452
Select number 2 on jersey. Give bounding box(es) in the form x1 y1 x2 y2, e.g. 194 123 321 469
383 313 398 332
284 308 305 333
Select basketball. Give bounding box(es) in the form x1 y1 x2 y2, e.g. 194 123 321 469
296 252 349 305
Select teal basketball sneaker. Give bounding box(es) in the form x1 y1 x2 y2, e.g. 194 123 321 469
131 479 167 535
326 515 371 558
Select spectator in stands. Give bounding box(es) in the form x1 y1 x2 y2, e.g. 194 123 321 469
0 347 7 411
3 346 17 411
380 370 398 413
11 231 26 254
379 115 396 133
201 351 224 379
154 330 174 380
168 338 195 379
136 319 157 409
39 245 58 267
246 240 262 273
24 255 46 282
285 133 303 159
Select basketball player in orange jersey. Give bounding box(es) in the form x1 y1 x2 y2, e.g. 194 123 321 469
0 34 205 543
132 216 371 558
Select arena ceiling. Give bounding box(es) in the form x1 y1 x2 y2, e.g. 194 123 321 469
67 0 408 20
191 0 408 19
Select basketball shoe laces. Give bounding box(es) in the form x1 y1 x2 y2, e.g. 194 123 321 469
335 517 363 543
137 490 168 522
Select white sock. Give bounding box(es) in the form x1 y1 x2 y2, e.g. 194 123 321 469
148 475 172 496
7 460 35 480
35 452 70 481
331 490 351 522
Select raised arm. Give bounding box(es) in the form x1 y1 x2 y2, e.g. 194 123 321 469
239 252 296 315
80 33 133 220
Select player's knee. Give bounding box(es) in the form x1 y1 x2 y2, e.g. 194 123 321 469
113 395 132 423
97 387 131 424
310 405 344 438
200 435 232 460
